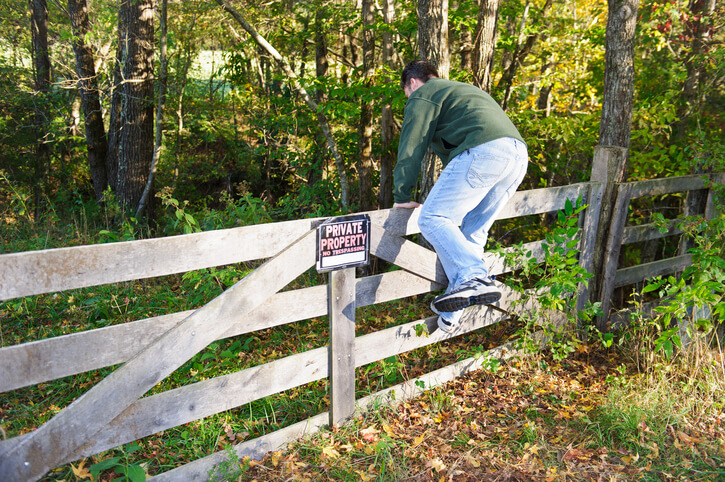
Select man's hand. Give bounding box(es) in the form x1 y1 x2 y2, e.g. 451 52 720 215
393 201 422 209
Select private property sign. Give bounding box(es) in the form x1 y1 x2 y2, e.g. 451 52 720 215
316 214 371 272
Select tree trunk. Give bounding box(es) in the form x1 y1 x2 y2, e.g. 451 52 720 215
675 0 717 142
107 0 155 209
136 0 167 218
357 0 375 211
306 6 328 191
417 0 449 204
378 0 396 209
598 0 639 151
675 0 717 255
472 0 501 92
454 0 473 71
536 58 553 116
174 31 195 185
215 0 351 210
593 0 638 323
417 0 450 78
68 0 108 201
30 0 51 221
58 93 81 187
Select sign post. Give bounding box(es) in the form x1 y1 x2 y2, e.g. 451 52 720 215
317 215 370 425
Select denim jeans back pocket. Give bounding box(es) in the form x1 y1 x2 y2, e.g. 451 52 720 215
466 154 509 189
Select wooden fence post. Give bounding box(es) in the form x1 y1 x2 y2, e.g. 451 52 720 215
588 145 629 328
596 183 633 330
328 267 356 426
705 173 725 220
575 181 604 315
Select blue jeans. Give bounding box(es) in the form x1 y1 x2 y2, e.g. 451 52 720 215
419 137 528 323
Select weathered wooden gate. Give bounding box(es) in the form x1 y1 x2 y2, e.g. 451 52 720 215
1 153 722 479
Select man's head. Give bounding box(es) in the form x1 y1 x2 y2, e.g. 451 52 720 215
401 60 438 98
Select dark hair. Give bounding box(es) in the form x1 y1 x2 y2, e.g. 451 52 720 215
401 60 438 88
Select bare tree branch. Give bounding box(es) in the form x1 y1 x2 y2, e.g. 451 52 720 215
214 0 350 209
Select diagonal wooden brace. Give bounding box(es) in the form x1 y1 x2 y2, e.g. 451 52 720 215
0 230 317 481
369 222 447 287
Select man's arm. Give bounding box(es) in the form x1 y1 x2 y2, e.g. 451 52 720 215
393 201 422 209
393 97 441 204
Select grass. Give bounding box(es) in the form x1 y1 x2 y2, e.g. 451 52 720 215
224 342 725 482
2 185 724 480
3 250 722 481
1 269 512 481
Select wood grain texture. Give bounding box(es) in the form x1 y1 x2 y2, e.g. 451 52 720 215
0 269 442 392
597 183 633 328
0 184 588 301
614 255 693 288
0 230 317 481
627 174 709 199
328 268 356 425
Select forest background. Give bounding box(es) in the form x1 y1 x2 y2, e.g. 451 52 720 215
0 0 722 246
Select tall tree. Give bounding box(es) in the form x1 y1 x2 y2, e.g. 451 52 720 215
675 0 718 141
598 0 639 152
676 0 718 254
107 0 155 209
592 0 639 321
453 1 474 71
136 0 167 218
378 0 396 209
418 0 450 78
68 0 108 201
357 0 375 211
472 0 501 92
30 0 51 219
305 5 328 191
416 0 450 204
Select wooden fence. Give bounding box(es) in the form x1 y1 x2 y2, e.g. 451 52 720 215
0 148 722 480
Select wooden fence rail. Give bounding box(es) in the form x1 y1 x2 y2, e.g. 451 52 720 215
1 156 722 480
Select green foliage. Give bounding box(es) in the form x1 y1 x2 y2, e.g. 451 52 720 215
156 187 201 234
0 168 32 225
208 445 246 481
624 212 725 364
89 442 147 482
498 197 600 361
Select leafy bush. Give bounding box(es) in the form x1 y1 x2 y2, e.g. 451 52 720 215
625 212 725 367
497 197 601 361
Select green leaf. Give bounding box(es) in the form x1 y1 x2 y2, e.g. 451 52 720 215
125 442 142 454
663 339 673 358
200 353 215 362
116 464 147 482
90 457 121 479
642 282 660 294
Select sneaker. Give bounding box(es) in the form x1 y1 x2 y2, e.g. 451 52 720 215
432 276 501 313
436 316 459 334
431 300 463 334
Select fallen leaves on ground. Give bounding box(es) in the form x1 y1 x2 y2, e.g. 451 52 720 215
242 345 725 481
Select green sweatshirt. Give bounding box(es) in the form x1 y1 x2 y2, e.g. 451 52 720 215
393 78 525 203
